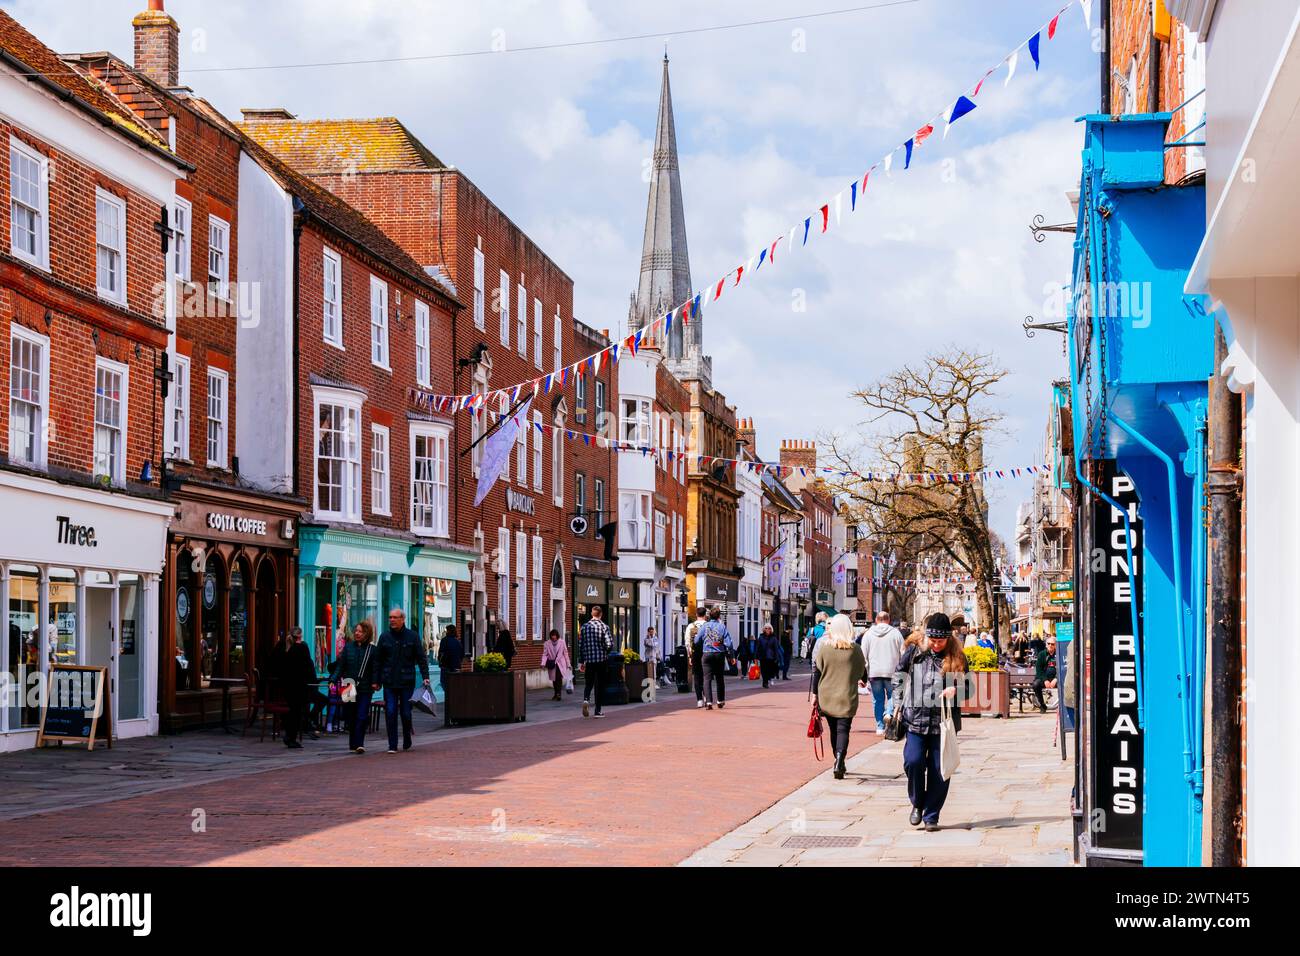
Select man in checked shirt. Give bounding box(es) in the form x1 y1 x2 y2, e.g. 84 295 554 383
578 605 613 718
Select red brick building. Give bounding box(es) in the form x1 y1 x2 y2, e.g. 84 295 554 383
1 9 184 749
66 5 303 730
239 113 590 675
779 440 835 622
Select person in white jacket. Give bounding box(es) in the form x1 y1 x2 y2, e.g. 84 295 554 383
861 611 905 734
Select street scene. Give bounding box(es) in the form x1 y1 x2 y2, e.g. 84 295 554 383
0 0 1285 922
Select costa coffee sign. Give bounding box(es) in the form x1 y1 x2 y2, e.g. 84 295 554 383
207 512 268 536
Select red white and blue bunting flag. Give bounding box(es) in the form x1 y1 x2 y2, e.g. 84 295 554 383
408 1 1080 413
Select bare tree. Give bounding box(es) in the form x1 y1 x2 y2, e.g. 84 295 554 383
825 348 1007 627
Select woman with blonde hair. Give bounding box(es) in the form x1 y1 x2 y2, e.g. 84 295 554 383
892 612 967 830
813 613 866 779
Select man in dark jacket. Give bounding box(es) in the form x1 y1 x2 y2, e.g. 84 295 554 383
282 627 317 749
436 624 464 695
375 607 430 753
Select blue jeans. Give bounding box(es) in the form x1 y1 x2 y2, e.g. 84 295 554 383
903 731 950 824
347 688 374 750
869 677 893 726
384 685 415 751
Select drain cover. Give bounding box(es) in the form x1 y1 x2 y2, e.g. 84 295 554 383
782 835 862 849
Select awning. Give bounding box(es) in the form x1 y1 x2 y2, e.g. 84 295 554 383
815 604 837 619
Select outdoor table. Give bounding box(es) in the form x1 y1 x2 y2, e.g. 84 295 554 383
207 677 244 734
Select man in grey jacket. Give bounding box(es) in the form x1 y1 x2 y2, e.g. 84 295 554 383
862 611 905 735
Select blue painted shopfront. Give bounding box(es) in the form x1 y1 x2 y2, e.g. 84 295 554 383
1068 114 1212 866
297 526 472 698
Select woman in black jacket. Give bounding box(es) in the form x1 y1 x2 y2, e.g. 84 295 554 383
892 612 967 831
756 626 782 688
494 628 516 668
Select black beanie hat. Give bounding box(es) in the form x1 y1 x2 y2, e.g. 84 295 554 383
925 612 953 638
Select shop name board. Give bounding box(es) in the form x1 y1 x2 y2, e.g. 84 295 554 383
206 512 268 536
507 489 535 516
339 550 384 569
1090 466 1144 852
55 516 98 548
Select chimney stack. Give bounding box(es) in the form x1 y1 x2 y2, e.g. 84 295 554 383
133 0 179 89
737 417 757 455
779 438 817 472
240 107 299 123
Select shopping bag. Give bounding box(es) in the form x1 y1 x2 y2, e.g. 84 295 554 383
747 662 760 681
939 696 960 780
412 684 437 717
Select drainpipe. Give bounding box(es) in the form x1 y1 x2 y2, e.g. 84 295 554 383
1109 412 1201 865
1206 327 1243 865
1100 0 1112 114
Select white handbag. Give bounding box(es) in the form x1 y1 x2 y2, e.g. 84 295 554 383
341 644 373 704
939 695 961 780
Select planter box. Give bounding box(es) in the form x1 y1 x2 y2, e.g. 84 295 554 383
599 656 629 706
961 669 1011 718
623 662 649 703
443 670 527 726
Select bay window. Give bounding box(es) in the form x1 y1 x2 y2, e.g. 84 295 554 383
314 389 363 521
619 490 652 551
621 397 652 446
410 422 450 536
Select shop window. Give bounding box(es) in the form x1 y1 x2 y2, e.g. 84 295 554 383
228 565 248 678
9 324 49 468
200 554 223 688
332 573 379 670
47 567 78 669
6 565 40 729
175 553 197 692
118 573 145 720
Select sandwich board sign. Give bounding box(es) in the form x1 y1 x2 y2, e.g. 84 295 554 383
36 664 111 751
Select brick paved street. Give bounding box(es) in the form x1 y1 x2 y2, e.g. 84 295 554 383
0 663 1074 867
682 709 1073 867
0 666 884 866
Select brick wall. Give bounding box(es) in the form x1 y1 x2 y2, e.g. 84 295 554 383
1108 0 1191 183
1 121 169 485
295 224 456 530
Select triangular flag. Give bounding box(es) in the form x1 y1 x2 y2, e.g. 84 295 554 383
1048 14 1059 39
757 247 767 269
1081 0 1093 30
903 138 914 169
884 152 893 175
1005 49 1019 86
972 69 992 97
610 343 621 364
820 204 830 233
834 190 843 225
850 180 858 211
769 237 780 264
691 293 701 317
1028 32 1041 69
945 96 977 138
734 264 744 286
802 217 811 245
914 123 934 147
714 277 726 302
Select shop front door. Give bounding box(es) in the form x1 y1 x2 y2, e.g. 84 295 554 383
84 585 116 732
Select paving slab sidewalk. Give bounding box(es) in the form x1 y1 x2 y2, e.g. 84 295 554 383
680 710 1074 867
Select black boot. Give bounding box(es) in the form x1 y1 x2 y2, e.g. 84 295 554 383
833 751 847 779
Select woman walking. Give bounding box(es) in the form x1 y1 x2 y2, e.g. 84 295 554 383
337 620 378 753
494 627 516 668
893 612 968 831
813 614 866 779
541 628 572 701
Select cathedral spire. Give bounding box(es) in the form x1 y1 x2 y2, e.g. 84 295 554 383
631 56 705 381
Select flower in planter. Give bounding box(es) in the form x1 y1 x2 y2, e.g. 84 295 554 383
474 652 509 673
963 646 999 672
621 648 642 664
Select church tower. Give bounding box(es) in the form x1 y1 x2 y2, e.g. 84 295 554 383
629 56 711 386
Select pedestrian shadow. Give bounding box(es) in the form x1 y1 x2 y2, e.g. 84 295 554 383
949 815 1064 830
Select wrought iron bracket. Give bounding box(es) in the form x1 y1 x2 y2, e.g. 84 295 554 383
1030 214 1077 243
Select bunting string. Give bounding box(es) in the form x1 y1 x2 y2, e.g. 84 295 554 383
410 0 1083 412
459 404 1049 484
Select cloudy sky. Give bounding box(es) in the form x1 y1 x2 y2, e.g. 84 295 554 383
6 0 1099 543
